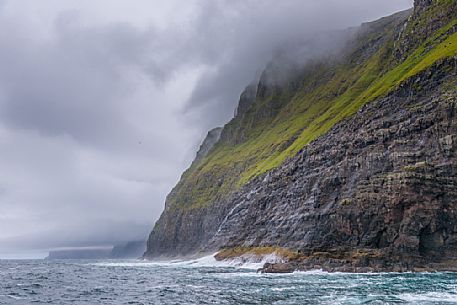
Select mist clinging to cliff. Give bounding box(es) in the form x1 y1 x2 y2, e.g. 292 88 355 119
182 0 413 131
0 0 412 256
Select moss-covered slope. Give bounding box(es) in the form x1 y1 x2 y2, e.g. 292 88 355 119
145 0 457 257
167 0 456 211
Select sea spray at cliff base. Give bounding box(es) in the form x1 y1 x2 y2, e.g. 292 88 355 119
92 252 284 270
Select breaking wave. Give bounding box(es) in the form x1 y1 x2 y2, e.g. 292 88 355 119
90 252 284 270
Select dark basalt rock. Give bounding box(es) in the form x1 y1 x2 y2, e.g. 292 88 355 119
259 263 297 274
207 57 457 271
144 8 413 259
394 0 457 61
146 56 457 271
144 1 457 272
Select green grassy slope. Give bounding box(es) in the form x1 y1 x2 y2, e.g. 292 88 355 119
167 1 457 211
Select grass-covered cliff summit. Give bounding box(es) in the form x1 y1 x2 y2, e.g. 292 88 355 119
146 0 457 260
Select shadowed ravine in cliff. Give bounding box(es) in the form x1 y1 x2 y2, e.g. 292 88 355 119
145 0 457 272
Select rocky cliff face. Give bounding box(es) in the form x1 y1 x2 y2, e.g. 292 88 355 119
209 59 457 271
145 0 457 270
194 127 223 164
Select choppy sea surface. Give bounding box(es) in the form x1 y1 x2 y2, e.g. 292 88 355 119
1 255 457 305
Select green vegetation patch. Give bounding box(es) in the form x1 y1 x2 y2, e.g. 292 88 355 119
167 8 457 211
242 25 457 183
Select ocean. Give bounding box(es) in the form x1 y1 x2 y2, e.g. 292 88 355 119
1 255 457 304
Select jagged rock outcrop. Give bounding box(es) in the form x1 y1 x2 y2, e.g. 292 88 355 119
234 83 257 118
145 0 457 271
194 127 223 163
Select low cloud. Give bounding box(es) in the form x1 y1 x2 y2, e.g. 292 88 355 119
0 0 412 255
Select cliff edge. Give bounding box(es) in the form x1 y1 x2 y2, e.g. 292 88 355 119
145 0 457 272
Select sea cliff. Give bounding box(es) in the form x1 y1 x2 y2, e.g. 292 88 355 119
145 0 457 272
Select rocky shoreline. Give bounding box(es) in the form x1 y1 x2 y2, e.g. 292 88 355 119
215 247 457 273
259 253 457 274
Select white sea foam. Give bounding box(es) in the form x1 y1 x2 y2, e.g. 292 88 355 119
7 294 25 300
90 252 285 270
215 272 263 279
205 252 286 270
292 269 326 275
398 291 457 302
271 286 297 292
155 252 267 269
88 254 222 268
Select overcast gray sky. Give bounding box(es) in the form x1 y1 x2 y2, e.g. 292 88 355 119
0 0 412 258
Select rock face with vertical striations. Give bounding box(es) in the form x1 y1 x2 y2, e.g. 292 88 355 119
209 59 457 272
145 0 457 271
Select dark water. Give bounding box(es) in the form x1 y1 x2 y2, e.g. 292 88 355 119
1 257 457 305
